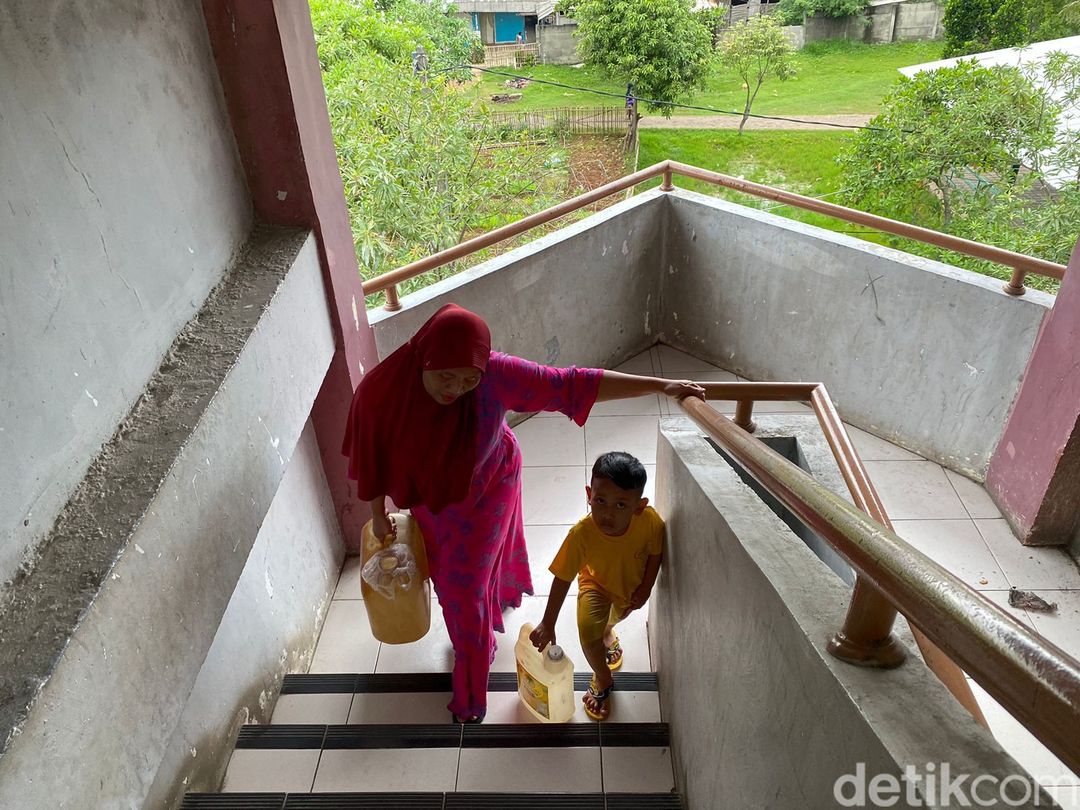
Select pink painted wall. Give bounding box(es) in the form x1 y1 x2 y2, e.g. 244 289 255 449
987 240 1080 546
203 1 380 550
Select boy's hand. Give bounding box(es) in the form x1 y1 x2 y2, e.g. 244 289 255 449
620 585 652 619
530 621 556 652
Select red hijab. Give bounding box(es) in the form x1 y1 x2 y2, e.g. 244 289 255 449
342 304 492 514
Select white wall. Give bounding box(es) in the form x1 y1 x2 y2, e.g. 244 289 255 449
146 421 344 810
0 0 252 588
661 191 1053 477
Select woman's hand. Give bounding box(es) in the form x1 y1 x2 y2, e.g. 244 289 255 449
372 511 397 543
661 379 705 401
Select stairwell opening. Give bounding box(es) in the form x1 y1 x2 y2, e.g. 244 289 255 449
708 436 856 586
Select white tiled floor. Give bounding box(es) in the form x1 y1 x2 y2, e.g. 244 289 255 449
230 344 1080 798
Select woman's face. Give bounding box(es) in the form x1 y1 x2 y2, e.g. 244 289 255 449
422 367 482 404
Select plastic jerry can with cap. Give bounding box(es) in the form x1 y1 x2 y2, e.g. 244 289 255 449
515 623 575 722
359 513 431 644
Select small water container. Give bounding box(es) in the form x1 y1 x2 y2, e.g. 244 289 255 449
515 623 575 723
359 513 431 644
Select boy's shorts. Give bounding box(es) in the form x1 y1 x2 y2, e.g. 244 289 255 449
576 587 627 644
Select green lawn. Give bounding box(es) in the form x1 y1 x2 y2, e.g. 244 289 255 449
636 128 886 240
471 40 943 117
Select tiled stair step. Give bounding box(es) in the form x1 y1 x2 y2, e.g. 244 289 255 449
237 722 670 750
280 672 660 695
182 792 684 809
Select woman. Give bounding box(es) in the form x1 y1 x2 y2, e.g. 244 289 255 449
342 304 702 722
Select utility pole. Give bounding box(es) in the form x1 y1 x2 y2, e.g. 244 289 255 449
412 44 429 83
624 82 639 154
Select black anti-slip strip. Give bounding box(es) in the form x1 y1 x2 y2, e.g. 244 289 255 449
280 672 659 695
181 795 683 810
281 674 360 694
323 723 463 749
489 672 660 692
445 794 605 809
284 794 445 809
462 723 600 748
598 723 670 748
181 794 285 810
234 725 326 749
235 722 668 750
606 795 684 809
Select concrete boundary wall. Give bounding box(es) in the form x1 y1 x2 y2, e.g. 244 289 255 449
368 189 1049 477
661 190 1053 477
652 420 1053 808
0 229 336 809
370 191 666 370
0 0 253 587
147 420 343 810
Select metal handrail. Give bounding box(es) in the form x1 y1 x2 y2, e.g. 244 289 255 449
676 389 1080 775
361 160 1067 308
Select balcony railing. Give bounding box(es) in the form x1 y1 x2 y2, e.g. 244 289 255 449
363 163 1080 774
362 160 1067 310
676 385 1080 775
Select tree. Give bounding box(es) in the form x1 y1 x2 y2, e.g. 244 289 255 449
718 15 797 134
778 0 867 25
990 0 1029 50
942 0 992 57
944 0 1079 57
839 59 1080 292
567 0 713 117
838 62 1055 230
311 0 557 291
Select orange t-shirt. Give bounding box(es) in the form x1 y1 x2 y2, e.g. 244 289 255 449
549 507 665 604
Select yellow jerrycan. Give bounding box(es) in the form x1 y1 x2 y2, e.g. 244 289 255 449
515 623 575 722
359 513 431 644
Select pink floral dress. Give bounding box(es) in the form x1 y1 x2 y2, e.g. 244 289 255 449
412 352 602 719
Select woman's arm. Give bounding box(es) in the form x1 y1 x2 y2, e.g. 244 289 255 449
595 370 704 402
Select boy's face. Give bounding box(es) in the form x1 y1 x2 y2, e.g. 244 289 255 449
586 477 648 537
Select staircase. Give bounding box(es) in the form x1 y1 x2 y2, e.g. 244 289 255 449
179 391 684 809
182 670 683 809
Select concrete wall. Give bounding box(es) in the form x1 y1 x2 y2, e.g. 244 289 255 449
804 12 868 43
804 1 943 44
369 191 667 369
146 420 343 810
661 191 1052 477
651 420 1054 808
0 231 337 809
539 23 580 65
894 0 944 41
0 0 252 590
783 23 806 50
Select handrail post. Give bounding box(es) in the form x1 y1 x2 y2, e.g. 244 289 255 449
1003 267 1027 296
828 580 906 668
383 283 402 312
734 399 756 433
660 166 674 192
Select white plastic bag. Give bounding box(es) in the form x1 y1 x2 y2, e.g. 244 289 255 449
361 543 419 599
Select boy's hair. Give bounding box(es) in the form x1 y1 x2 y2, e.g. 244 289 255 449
591 451 647 495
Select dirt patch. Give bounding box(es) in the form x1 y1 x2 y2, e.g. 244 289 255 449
566 135 633 208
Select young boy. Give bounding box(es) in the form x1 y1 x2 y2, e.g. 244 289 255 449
530 451 664 720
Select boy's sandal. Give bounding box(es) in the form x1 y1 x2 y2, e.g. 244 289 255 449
583 678 613 721
605 636 624 671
